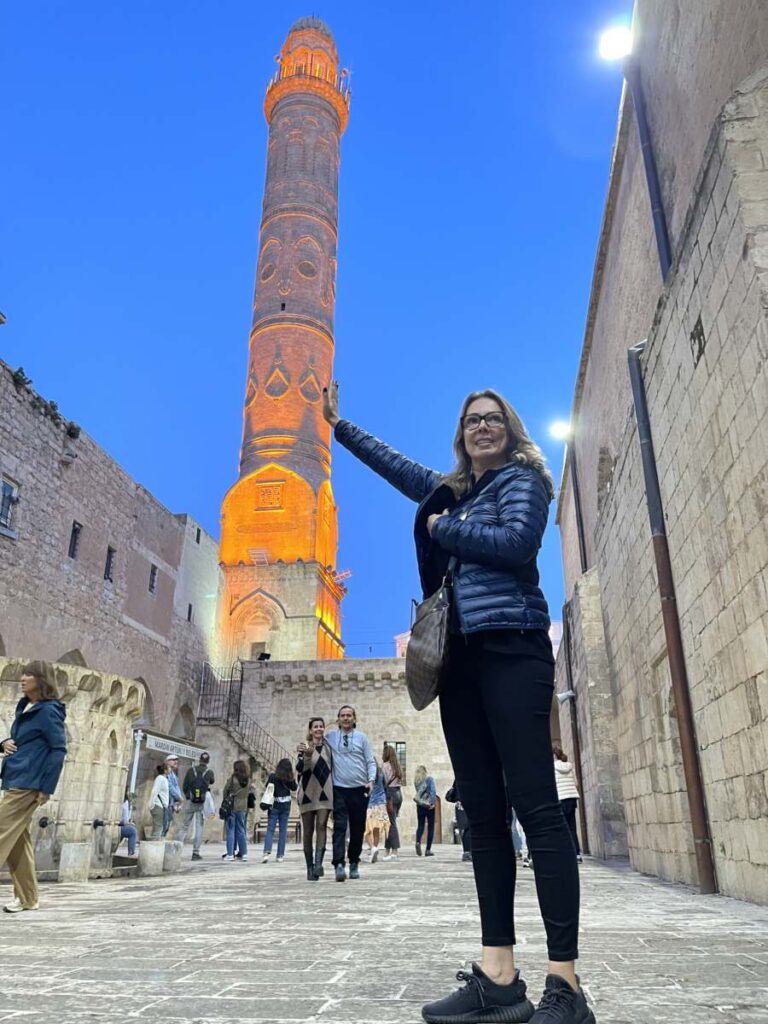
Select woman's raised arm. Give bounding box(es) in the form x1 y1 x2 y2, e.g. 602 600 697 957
323 381 440 503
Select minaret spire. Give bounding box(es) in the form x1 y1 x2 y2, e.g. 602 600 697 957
218 18 350 662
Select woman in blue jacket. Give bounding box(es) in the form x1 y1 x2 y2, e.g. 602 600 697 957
323 384 594 1024
0 661 67 914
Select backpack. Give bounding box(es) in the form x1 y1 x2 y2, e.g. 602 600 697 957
188 765 212 804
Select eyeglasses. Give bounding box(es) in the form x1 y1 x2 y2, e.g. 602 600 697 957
462 412 505 431
343 734 349 749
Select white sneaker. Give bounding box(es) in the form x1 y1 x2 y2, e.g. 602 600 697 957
241 855 248 862
276 856 284 862
4 898 39 914
371 847 379 864
383 852 398 861
225 855 235 862
262 853 270 863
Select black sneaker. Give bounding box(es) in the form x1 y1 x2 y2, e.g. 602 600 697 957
422 963 534 1024
416 842 423 856
529 976 595 1024
191 852 202 861
349 862 360 879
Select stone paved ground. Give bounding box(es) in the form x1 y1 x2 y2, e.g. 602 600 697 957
1 844 767 1024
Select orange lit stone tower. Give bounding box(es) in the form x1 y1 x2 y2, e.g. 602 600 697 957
219 17 350 663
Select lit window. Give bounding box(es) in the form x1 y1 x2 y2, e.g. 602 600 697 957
148 564 158 594
68 521 82 559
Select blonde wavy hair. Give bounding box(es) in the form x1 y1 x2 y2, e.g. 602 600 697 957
443 389 555 501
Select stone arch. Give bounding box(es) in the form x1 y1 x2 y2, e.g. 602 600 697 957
58 648 88 667
108 680 125 710
125 684 144 719
133 677 156 729
170 704 195 741
231 591 285 663
107 729 120 765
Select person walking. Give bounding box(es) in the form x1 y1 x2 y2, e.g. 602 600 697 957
382 743 403 860
0 662 67 913
162 755 182 836
119 793 138 856
414 765 437 857
325 705 376 881
261 758 296 863
296 717 334 881
323 383 594 1024
222 760 253 863
363 760 390 863
446 781 472 863
553 746 582 863
175 752 214 860
148 764 169 839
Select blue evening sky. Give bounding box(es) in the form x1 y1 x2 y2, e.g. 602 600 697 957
2 1 630 657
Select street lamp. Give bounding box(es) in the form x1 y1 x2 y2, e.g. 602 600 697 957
599 22 672 279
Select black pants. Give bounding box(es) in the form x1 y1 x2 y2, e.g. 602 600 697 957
440 639 579 961
560 798 581 856
385 787 402 850
416 804 435 849
332 786 368 866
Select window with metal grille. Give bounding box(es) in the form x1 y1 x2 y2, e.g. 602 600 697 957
68 521 82 559
148 564 158 594
384 740 407 783
0 478 17 531
104 546 116 582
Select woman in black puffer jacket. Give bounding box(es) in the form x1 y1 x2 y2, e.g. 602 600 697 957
323 384 594 1024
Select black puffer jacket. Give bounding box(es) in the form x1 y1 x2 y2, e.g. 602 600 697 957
334 420 551 633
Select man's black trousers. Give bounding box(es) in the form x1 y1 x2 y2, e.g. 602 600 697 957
332 786 369 867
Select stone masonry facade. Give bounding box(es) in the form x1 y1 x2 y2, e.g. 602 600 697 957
557 34 768 906
0 359 221 740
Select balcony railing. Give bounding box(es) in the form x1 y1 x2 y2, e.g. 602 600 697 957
266 64 351 104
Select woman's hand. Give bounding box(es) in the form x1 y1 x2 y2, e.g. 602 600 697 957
427 509 450 536
36 792 50 806
322 380 340 427
1 739 17 755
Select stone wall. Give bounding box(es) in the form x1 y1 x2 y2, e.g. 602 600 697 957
240 657 454 842
556 570 627 860
0 360 220 737
0 657 144 876
592 67 768 900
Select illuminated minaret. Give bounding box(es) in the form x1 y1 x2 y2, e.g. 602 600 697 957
219 17 350 662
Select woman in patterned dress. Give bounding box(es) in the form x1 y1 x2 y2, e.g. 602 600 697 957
296 717 334 881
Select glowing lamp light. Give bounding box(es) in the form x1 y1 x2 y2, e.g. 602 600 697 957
598 25 633 62
549 421 573 442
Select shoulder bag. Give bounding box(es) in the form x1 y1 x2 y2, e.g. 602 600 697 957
405 491 484 711
259 781 275 812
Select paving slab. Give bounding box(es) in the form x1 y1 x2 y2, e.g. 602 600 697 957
0 844 767 1022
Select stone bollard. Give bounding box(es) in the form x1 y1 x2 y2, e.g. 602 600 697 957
162 841 183 873
137 840 166 877
58 842 92 883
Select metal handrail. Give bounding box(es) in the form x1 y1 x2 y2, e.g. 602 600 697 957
198 662 290 772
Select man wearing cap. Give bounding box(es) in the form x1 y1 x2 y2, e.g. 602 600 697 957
162 755 182 836
174 752 214 861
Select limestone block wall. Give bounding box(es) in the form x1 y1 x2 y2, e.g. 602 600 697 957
0 360 220 737
593 67 768 901
0 657 144 875
556 570 627 860
240 658 454 842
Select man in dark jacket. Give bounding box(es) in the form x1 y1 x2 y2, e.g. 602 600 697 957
0 661 67 912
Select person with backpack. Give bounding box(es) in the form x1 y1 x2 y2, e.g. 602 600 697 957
413 764 437 857
175 752 214 860
221 760 253 863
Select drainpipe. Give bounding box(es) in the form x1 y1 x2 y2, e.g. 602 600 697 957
628 340 717 894
623 57 673 281
561 604 590 856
